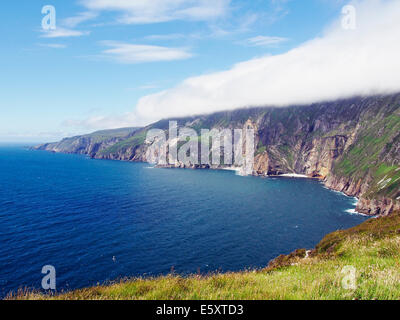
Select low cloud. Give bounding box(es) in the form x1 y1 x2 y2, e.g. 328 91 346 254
68 0 400 131
100 41 193 63
128 0 400 125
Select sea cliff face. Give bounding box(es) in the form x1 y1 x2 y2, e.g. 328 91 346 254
35 94 400 216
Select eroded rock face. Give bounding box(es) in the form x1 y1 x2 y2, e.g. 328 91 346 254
324 174 369 198
356 197 400 216
34 94 400 216
254 152 269 176
291 135 348 178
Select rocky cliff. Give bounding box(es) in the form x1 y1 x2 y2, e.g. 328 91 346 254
35 94 400 216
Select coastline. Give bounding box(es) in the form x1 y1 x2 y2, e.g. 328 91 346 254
35 146 378 217
273 173 309 178
3 146 380 299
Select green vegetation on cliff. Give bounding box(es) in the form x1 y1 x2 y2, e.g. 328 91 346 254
12 212 400 300
99 130 148 156
35 94 400 213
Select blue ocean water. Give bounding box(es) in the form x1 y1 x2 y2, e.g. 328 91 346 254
0 145 367 296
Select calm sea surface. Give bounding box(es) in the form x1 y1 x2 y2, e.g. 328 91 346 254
0 145 367 296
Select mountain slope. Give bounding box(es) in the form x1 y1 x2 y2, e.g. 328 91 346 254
37 127 140 156
35 94 400 215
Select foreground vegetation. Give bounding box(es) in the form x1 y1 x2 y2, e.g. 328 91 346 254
10 212 400 300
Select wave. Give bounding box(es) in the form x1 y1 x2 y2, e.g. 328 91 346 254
345 208 370 217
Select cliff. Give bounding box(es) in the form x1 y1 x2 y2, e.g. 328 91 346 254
12 211 400 300
35 94 400 216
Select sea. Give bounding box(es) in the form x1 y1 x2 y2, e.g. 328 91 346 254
0 145 367 296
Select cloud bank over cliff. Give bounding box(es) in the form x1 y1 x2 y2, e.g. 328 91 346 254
124 0 399 125
70 0 400 130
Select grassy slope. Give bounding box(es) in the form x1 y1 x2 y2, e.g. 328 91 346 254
13 212 400 300
333 112 400 200
67 127 139 144
38 127 139 153
99 130 148 155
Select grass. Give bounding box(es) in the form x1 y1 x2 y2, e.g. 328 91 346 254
10 212 400 300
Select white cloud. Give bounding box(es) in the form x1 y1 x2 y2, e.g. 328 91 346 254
66 0 400 131
38 13 93 39
37 43 67 49
100 41 193 63
125 0 400 125
245 35 289 47
80 0 231 24
144 33 186 41
41 28 90 38
62 11 98 28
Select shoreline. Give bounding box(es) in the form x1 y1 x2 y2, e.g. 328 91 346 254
32 146 381 218
272 173 309 178
3 147 377 299
36 146 376 216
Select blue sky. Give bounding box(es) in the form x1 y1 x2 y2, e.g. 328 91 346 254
0 0 375 142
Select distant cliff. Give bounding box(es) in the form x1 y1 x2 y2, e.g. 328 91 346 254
35 94 400 216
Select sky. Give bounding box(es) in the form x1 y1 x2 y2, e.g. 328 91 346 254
1 0 399 142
